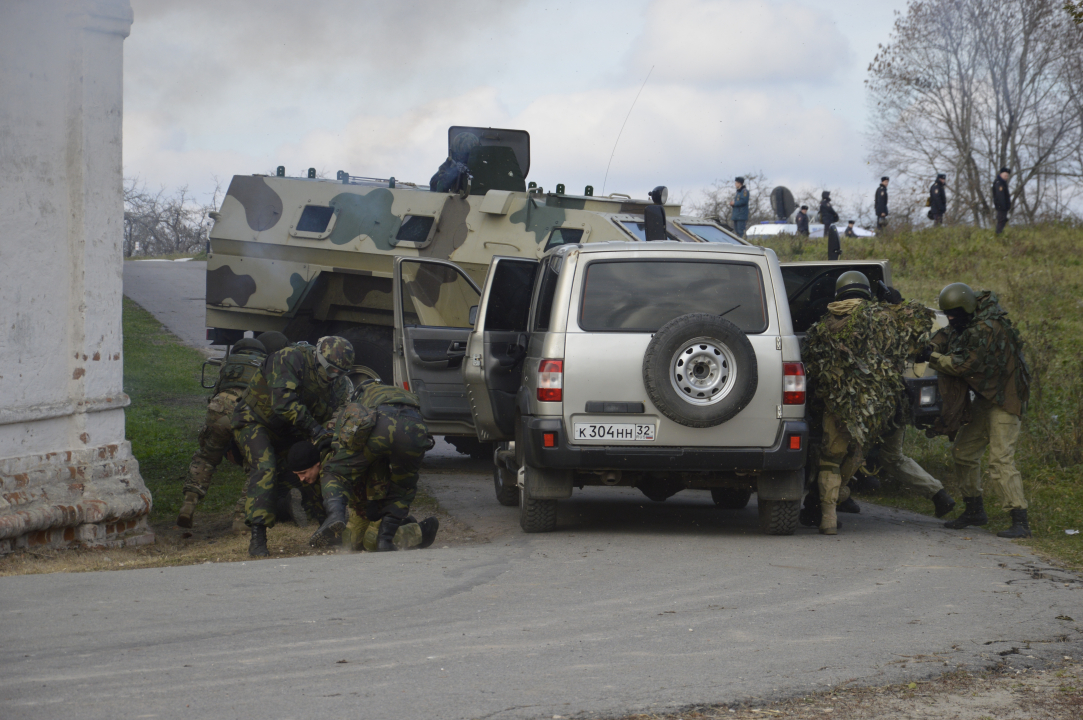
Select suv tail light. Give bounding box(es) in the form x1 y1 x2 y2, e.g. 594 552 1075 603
783 362 805 405
537 359 563 402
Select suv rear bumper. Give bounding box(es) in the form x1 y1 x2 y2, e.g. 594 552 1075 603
521 417 808 472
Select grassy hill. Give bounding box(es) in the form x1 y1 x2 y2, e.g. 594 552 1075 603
757 223 1083 568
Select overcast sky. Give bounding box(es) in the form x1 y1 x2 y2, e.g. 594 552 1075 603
123 0 908 213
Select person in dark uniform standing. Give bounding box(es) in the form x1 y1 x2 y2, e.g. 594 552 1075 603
730 176 750 238
992 167 1011 234
795 205 810 236
874 177 889 234
929 173 947 226
844 220 857 238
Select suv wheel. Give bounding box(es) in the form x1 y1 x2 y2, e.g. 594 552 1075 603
758 498 799 535
493 442 519 507
519 469 558 532
642 313 758 428
710 487 752 510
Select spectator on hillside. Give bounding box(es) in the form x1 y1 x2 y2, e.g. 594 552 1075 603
844 220 857 238
795 205 809 237
729 177 750 238
929 174 947 226
874 177 889 234
992 167 1012 235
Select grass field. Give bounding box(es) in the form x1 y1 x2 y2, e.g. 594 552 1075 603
758 222 1083 569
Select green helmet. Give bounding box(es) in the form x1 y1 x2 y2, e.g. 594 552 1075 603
257 331 289 355
315 336 354 376
230 337 267 356
450 132 480 157
834 270 872 300
938 282 977 314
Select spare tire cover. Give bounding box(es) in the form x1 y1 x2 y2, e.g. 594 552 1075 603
642 313 758 428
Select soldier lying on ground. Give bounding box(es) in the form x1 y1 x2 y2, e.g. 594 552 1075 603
178 332 290 530
287 442 436 551
801 271 936 534
307 379 439 552
232 336 354 557
920 283 1032 538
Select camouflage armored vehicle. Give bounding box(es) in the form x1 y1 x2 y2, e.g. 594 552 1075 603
204 126 743 444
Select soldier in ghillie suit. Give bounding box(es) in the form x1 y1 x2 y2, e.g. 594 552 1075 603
308 379 437 552
232 336 354 557
177 332 289 530
802 271 936 534
287 441 436 551
921 283 1032 538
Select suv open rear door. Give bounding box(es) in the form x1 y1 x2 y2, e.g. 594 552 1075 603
392 257 482 436
462 256 540 442
779 260 890 334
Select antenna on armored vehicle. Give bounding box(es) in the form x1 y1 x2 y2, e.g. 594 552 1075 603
770 186 796 221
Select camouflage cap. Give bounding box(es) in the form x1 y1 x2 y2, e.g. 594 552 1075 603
835 270 872 300
316 336 355 375
256 331 289 355
938 282 977 314
230 337 266 355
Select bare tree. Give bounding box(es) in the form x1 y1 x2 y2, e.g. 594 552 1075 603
867 0 1083 226
123 178 222 257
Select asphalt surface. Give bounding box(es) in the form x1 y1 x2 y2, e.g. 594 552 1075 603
5 260 1072 719
123 259 220 352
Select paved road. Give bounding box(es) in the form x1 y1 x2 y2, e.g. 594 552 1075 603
20 261 1070 718
2 476 1081 720
123 259 219 351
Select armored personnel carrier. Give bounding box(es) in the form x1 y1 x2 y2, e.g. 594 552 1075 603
204 126 743 387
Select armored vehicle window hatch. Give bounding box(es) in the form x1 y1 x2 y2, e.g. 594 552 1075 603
676 222 743 245
392 215 437 248
290 204 337 239
544 227 585 251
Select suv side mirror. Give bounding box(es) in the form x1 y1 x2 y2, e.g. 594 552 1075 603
644 205 667 241
469 305 478 326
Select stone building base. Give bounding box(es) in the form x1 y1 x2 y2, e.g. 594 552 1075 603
0 443 153 555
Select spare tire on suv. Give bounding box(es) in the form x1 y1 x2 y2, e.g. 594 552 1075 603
642 313 758 428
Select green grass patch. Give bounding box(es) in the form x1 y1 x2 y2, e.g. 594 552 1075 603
123 297 246 523
759 223 1083 569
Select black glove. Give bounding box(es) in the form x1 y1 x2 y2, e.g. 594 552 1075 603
914 346 933 364
315 434 334 454
876 280 903 304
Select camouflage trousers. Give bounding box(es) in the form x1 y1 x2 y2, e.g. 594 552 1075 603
878 426 944 499
342 510 424 551
952 395 1027 510
322 404 429 520
183 389 242 499
234 404 325 528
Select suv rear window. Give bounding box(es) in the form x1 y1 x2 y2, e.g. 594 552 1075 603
578 260 767 333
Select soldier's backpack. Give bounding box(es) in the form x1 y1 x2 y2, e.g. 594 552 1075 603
211 338 268 395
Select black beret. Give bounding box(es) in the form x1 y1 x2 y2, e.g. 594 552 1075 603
999 167 1011 174
735 176 745 184
287 441 321 472
937 173 946 179
800 204 808 210
881 176 889 181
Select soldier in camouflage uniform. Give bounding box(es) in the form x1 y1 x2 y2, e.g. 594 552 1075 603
923 283 1032 538
233 336 354 557
802 271 936 534
177 332 290 529
308 379 437 551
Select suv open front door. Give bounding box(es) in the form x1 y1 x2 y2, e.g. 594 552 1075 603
392 257 482 436
462 256 540 442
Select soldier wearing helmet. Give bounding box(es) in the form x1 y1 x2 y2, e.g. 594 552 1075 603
923 283 1032 538
801 270 941 534
305 378 438 552
232 335 354 557
177 332 288 531
429 131 480 193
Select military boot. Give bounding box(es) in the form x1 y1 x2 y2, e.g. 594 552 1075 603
376 515 403 552
176 492 199 529
799 491 822 528
944 496 988 529
997 508 1031 538
819 469 843 536
931 489 956 518
309 494 348 548
837 498 861 514
418 517 440 549
249 524 270 557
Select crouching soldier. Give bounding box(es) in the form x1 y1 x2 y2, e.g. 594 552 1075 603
233 336 354 557
923 283 1032 538
178 332 289 529
309 379 438 551
802 271 936 534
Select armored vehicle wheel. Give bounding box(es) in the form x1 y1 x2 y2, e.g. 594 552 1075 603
519 474 558 533
758 498 799 535
493 443 519 507
710 487 752 509
642 313 758 428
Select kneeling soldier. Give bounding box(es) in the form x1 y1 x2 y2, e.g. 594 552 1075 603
309 379 438 551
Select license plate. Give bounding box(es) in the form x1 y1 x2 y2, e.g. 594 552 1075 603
573 423 656 442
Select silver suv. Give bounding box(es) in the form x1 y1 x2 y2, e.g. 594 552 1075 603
388 245 932 535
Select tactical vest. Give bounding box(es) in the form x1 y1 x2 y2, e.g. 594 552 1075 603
213 350 267 394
